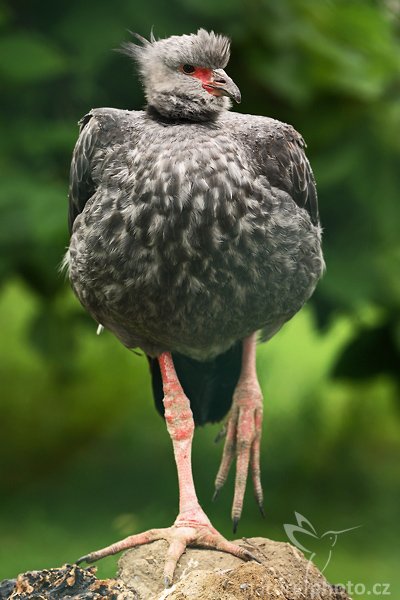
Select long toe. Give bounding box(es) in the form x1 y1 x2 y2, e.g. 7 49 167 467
214 408 238 498
251 406 265 516
215 382 264 528
75 528 168 564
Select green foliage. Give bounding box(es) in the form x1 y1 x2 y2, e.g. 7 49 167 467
0 33 68 83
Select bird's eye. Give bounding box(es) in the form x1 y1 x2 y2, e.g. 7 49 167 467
182 64 196 74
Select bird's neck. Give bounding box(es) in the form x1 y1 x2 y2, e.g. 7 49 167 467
145 105 216 124
145 91 231 123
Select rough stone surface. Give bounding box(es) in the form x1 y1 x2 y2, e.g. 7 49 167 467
0 538 351 600
0 564 136 599
118 537 351 600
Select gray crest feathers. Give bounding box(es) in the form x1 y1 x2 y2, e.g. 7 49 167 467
120 28 231 73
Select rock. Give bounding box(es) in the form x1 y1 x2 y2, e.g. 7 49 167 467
0 564 136 599
118 537 351 600
0 538 350 600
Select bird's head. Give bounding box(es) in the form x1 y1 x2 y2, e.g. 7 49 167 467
121 29 241 121
321 525 361 548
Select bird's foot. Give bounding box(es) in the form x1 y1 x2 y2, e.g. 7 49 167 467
76 506 258 587
214 378 264 531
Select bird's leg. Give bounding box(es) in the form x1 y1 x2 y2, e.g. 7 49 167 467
160 351 206 525
214 332 264 531
76 351 258 586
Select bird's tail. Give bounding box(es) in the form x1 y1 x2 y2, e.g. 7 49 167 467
148 343 242 426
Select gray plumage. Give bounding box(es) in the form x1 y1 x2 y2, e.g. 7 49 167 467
66 29 324 362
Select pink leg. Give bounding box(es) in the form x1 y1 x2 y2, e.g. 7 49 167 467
77 352 258 586
214 332 264 530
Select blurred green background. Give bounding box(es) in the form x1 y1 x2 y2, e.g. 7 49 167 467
1 0 399 597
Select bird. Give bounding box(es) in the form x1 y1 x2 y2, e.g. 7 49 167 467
64 28 325 585
284 512 360 573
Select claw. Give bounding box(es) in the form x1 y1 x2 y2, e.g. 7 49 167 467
212 487 220 502
232 516 240 534
214 423 227 443
245 551 262 564
75 555 91 565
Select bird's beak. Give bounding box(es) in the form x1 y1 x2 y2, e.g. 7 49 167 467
204 69 241 104
332 525 362 535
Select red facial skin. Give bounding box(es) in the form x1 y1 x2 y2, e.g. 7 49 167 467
179 66 222 97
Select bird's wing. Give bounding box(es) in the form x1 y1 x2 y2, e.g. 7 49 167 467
260 122 319 226
68 112 100 234
285 128 319 226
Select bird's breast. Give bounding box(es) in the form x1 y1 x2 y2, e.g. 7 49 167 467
69 122 323 357
101 131 262 262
